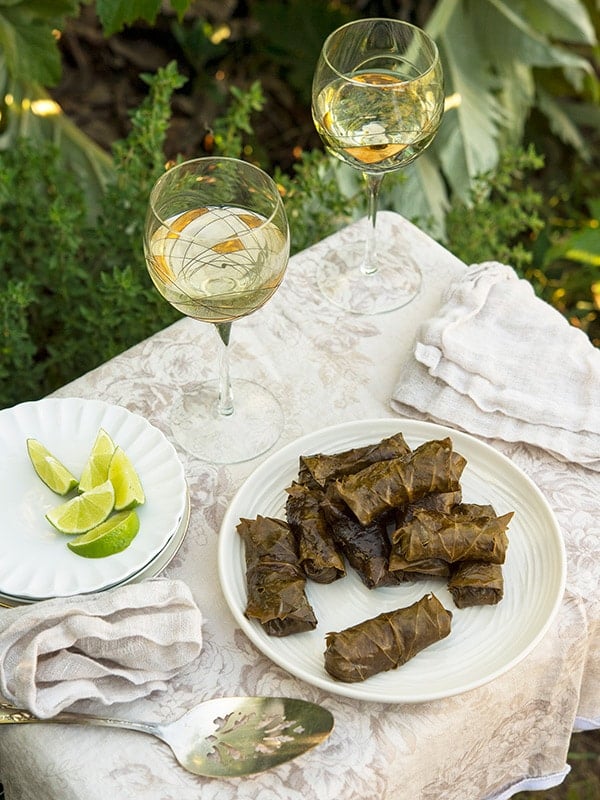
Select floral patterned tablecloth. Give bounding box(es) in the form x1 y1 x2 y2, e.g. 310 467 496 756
1 212 598 800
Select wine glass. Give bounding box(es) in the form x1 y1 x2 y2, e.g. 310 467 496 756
143 157 290 464
311 18 444 314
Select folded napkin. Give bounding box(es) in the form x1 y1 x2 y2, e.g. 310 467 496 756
391 261 600 470
0 579 203 718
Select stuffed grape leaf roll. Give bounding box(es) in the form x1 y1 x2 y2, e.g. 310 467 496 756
324 593 452 683
447 561 504 608
320 490 404 589
333 438 467 526
236 516 317 636
299 432 411 488
285 483 345 583
389 506 512 567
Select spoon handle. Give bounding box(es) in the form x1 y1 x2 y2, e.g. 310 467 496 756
0 702 160 738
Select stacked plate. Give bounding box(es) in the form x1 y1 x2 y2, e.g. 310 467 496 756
0 398 189 606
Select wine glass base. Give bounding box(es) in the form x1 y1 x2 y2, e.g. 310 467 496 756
317 241 422 315
169 378 284 464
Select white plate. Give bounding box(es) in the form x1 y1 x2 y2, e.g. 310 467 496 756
0 398 188 599
0 492 191 608
218 419 566 703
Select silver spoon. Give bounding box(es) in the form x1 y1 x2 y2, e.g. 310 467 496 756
0 696 334 778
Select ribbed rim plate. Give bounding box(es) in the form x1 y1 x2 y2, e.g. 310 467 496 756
218 418 566 703
0 398 188 599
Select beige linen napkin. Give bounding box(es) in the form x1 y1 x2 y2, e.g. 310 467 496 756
391 261 600 470
0 579 203 718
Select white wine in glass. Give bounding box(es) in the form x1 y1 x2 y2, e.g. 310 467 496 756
144 157 290 464
312 18 444 314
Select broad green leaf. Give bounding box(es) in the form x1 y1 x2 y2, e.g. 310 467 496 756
96 0 162 36
495 60 536 146
425 0 462 39
434 8 502 200
536 88 591 159
544 226 600 266
482 0 593 74
0 8 62 84
518 0 597 45
170 0 190 17
387 151 450 239
15 0 81 18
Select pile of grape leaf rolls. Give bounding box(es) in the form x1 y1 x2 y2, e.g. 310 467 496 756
236 432 513 682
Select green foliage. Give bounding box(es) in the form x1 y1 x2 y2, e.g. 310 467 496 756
0 0 80 86
275 151 361 255
0 62 185 409
251 0 355 105
212 81 266 158
445 146 545 271
410 0 599 232
96 0 190 35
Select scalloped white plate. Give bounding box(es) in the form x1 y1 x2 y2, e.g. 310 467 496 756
0 398 188 599
218 419 566 703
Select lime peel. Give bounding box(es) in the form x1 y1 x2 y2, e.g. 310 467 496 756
67 510 140 558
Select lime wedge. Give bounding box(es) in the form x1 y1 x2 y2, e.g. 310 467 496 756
67 510 140 558
46 480 115 534
108 446 145 511
79 428 116 492
26 438 78 495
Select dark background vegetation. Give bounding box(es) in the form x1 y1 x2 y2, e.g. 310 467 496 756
1 0 598 410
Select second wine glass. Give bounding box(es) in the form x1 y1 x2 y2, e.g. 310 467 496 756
143 157 290 464
312 18 444 314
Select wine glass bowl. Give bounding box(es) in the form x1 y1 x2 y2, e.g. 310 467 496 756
312 18 444 314
143 157 290 463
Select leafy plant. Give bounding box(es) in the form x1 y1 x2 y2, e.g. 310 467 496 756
444 145 545 271
402 0 599 235
0 61 186 409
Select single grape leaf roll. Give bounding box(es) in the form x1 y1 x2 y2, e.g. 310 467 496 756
333 438 467 526
285 482 345 583
320 489 404 589
324 593 452 683
236 516 317 636
299 432 411 488
448 561 504 608
390 506 512 567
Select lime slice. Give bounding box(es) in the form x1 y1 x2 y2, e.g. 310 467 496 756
67 510 140 558
26 438 78 495
46 480 115 534
108 446 145 511
78 428 116 492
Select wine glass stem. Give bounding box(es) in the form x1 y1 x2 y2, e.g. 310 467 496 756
361 173 385 277
215 321 234 417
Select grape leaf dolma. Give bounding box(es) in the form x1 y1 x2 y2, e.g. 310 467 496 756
285 482 345 583
320 489 404 589
236 516 317 636
324 593 452 683
389 506 513 568
299 432 411 489
448 561 504 608
387 493 468 580
333 438 467 526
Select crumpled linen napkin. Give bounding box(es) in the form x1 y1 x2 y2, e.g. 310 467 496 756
0 578 203 718
391 261 600 470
